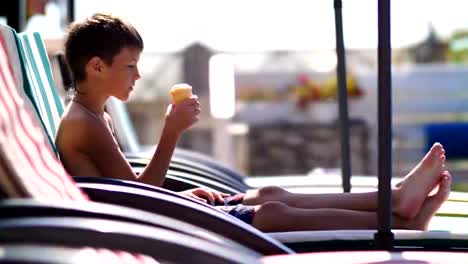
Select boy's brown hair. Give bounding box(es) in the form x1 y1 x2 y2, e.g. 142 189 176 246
64 13 144 85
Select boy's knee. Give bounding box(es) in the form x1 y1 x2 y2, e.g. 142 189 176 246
257 186 288 199
252 201 289 232
256 201 288 215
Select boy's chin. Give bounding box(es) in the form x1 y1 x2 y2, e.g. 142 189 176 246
114 94 130 101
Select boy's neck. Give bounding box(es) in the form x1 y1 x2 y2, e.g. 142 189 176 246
73 82 107 114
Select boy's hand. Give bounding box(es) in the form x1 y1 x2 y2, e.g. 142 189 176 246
164 96 201 135
179 188 231 205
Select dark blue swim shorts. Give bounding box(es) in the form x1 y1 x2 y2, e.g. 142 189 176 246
215 193 255 225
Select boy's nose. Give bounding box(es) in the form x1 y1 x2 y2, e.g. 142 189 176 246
134 67 141 80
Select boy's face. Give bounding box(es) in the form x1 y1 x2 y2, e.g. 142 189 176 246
100 47 141 101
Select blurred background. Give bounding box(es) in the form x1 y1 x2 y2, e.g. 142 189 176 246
3 0 468 185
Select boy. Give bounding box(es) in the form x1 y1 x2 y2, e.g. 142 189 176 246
56 13 451 232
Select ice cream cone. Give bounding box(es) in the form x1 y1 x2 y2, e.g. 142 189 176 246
169 83 193 104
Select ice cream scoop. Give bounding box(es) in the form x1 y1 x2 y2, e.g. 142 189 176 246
169 83 193 104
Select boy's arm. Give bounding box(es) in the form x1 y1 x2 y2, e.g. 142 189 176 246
139 123 180 186
138 97 200 186
139 121 232 205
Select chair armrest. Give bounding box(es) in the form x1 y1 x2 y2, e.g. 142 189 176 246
0 198 245 251
73 177 214 207
167 170 245 194
0 217 261 263
0 244 149 264
74 176 198 200
127 156 248 192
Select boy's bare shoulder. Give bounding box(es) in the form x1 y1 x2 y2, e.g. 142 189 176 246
56 105 110 150
59 106 100 133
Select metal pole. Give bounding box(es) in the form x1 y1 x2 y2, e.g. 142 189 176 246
374 0 394 250
67 0 75 23
4 0 26 32
334 0 352 193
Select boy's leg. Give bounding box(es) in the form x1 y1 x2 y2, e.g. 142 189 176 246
251 174 450 232
252 202 380 232
244 186 380 211
243 143 446 219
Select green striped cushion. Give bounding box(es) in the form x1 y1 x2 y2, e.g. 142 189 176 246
0 25 56 156
17 32 64 155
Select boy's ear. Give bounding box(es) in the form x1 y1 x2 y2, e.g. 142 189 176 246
86 56 104 75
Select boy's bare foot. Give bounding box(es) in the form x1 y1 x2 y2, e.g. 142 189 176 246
395 143 445 188
405 172 451 230
393 143 446 219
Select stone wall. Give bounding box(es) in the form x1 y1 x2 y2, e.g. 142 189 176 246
246 120 370 175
